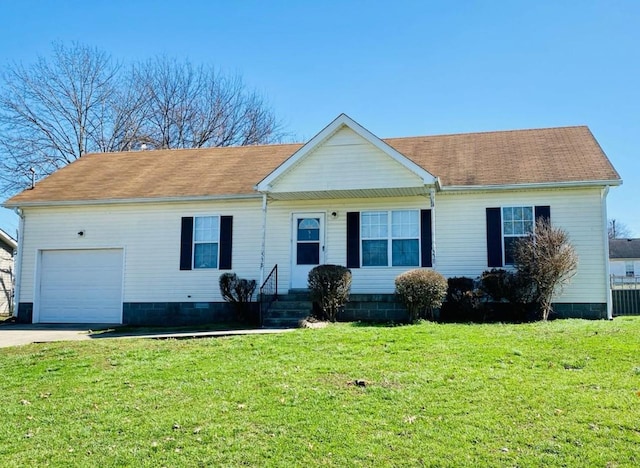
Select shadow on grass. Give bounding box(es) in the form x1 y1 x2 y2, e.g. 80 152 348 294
88 322 257 338
348 320 409 328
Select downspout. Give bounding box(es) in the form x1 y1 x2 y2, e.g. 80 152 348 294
430 187 436 268
601 186 613 319
12 208 24 318
259 194 268 287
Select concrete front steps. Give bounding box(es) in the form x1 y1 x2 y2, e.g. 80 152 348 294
262 290 312 328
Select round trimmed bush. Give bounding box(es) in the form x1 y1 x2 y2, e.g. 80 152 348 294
308 264 352 322
395 269 448 322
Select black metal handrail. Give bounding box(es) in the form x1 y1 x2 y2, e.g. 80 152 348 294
259 264 278 325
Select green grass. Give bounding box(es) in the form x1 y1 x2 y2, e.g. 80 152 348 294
1 318 639 467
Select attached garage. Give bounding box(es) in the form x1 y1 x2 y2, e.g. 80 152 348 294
37 249 124 324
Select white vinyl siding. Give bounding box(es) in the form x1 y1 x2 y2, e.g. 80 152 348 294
17 187 609 307
271 127 424 194
263 197 429 294
18 199 263 304
435 187 608 304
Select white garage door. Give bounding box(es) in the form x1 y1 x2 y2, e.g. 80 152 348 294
38 249 124 324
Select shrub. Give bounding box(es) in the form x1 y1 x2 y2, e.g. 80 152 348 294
219 273 257 322
395 269 448 322
479 268 533 303
512 219 578 320
478 268 538 322
308 265 352 322
440 276 482 322
479 269 511 302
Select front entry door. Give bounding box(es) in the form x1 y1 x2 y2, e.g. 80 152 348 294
291 213 325 288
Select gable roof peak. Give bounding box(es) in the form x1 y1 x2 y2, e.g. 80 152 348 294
255 113 437 191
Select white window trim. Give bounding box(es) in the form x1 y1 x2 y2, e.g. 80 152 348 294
360 209 420 267
501 205 535 265
193 215 220 269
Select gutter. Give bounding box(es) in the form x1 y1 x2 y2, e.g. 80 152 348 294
3 193 263 209
440 179 622 192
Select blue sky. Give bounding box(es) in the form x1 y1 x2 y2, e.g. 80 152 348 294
0 0 638 237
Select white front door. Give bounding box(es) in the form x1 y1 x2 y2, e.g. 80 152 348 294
291 213 325 289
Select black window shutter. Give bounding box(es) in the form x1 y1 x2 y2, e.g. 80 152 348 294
346 212 360 268
420 209 432 267
219 216 233 270
535 205 551 223
180 217 194 270
486 208 503 267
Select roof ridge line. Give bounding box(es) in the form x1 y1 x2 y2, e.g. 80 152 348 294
382 125 590 141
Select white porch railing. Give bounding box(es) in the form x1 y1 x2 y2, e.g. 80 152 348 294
610 275 640 290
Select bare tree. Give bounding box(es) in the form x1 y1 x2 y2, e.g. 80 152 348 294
132 56 281 149
0 44 284 195
608 219 633 239
513 219 578 321
0 42 146 194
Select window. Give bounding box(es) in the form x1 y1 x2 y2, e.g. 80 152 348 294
296 218 320 265
626 261 635 278
502 206 534 265
193 216 219 268
361 210 419 266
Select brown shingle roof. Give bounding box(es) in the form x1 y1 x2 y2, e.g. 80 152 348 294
4 125 620 206
386 126 619 187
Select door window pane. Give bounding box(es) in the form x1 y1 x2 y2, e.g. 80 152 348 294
298 218 320 241
297 243 319 265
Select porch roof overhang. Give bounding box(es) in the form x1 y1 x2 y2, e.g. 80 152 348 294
260 185 433 201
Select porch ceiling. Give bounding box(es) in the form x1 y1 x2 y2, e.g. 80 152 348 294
264 186 430 200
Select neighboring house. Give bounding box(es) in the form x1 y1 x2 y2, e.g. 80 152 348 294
3 114 621 325
609 238 640 283
0 228 17 315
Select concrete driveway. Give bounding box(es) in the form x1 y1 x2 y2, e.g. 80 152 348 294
0 323 113 348
0 322 294 348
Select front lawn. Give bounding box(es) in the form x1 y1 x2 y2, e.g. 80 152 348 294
0 318 638 466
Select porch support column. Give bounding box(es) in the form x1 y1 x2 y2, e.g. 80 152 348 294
429 188 436 268
259 193 268 287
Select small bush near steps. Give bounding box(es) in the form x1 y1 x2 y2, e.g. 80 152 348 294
395 269 448 323
219 272 257 323
308 264 352 322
